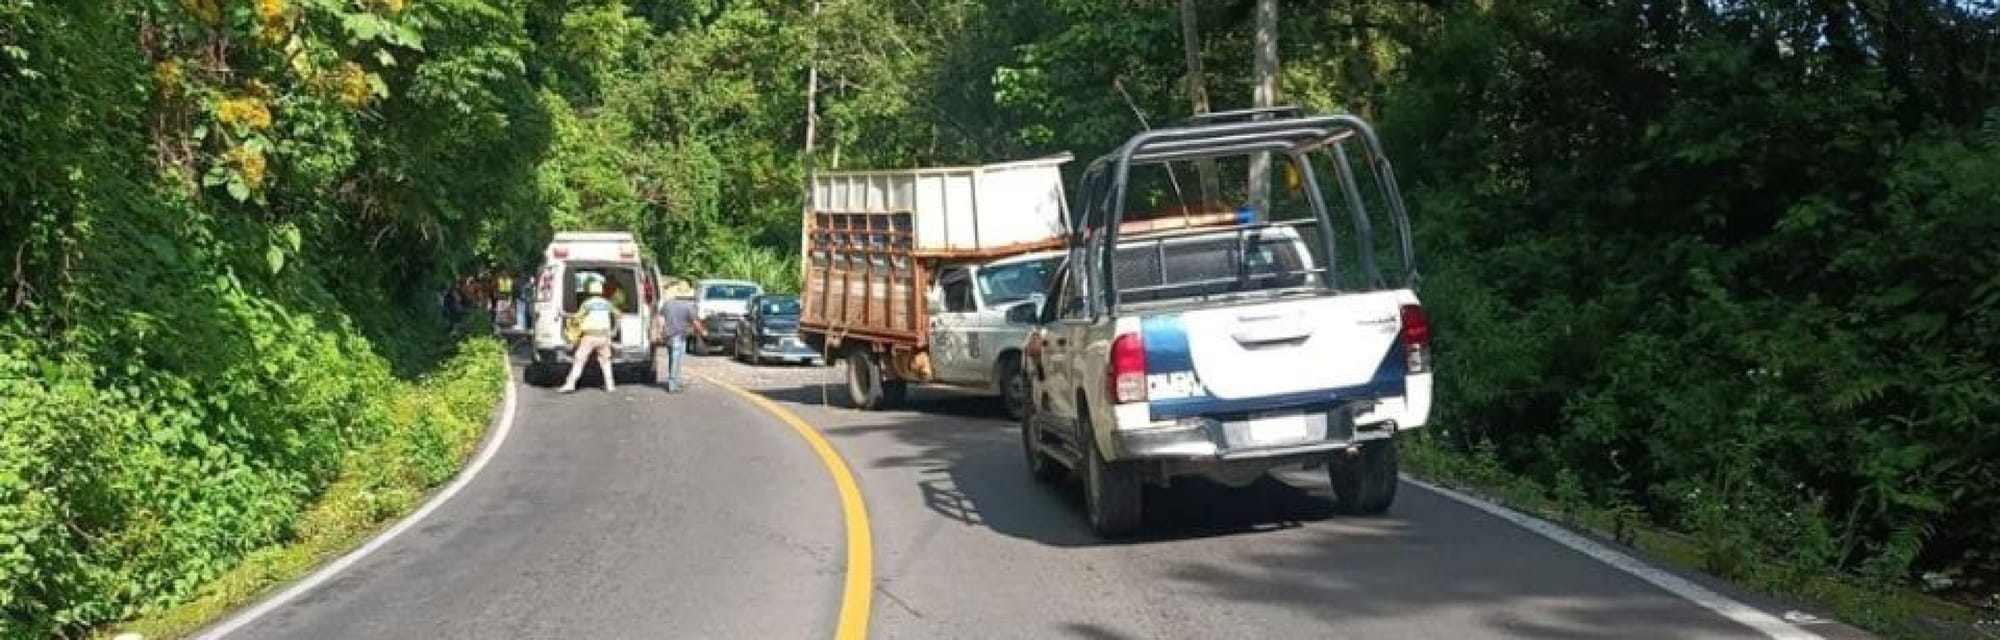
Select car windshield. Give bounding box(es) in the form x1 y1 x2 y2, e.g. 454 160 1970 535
760 298 801 315
976 257 1058 307
704 284 760 300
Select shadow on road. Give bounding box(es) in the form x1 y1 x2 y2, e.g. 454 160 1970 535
749 379 1770 638
752 384 1366 549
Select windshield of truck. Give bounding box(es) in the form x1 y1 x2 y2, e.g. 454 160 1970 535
1112 228 1317 306
704 283 760 300
976 257 1058 307
760 298 801 316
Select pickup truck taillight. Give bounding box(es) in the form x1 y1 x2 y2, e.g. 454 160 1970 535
1401 304 1432 374
1109 332 1147 404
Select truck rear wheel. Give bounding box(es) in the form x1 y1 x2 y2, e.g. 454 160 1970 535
844 345 906 410
1081 412 1142 537
1329 437 1399 515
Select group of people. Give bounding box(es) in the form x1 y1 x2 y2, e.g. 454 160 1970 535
439 268 531 331
556 279 706 394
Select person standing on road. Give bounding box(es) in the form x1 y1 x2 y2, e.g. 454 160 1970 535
654 290 705 392
559 279 619 393
492 270 515 330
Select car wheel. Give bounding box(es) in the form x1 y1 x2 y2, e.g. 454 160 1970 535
1080 411 1142 537
1329 437 1399 515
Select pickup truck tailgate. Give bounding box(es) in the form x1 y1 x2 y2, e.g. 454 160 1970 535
1144 291 1407 418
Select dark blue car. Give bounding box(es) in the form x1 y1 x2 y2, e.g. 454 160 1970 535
732 294 824 366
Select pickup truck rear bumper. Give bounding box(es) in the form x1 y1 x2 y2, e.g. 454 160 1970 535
1111 402 1396 461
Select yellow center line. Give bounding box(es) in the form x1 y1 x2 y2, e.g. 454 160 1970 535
697 373 872 640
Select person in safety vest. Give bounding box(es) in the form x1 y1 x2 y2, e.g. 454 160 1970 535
558 279 619 393
493 271 516 329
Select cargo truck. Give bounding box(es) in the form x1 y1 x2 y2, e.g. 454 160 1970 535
799 154 1079 418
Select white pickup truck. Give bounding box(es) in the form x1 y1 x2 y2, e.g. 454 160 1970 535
1020 108 1432 536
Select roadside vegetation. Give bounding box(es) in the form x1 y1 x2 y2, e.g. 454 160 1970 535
3 1 1996 638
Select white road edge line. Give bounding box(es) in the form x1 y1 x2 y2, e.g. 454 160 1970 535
1402 475 1823 640
193 351 521 640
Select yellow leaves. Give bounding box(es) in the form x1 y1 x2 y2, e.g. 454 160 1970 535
217 95 273 130
179 0 221 25
254 0 285 22
229 145 268 189
152 60 185 98
378 0 406 16
335 62 371 109
256 0 292 47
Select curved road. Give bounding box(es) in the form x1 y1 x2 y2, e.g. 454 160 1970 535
213 344 1862 640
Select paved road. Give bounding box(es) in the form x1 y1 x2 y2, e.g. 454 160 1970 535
214 344 1859 640
223 346 845 639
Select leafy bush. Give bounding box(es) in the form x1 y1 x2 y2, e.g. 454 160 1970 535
1383 0 2000 600
1 0 530 636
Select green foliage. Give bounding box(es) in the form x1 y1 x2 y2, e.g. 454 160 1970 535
1380 0 2000 609
1 0 534 636
5 0 1998 636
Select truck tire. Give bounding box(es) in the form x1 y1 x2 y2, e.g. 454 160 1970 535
1329 437 1399 515
1081 411 1142 537
882 379 908 407
636 354 659 384
997 352 1029 422
844 345 905 410
524 354 556 387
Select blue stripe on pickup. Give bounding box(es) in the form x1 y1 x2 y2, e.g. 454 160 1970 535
1142 314 1407 422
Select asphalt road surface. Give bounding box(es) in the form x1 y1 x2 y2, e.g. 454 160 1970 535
212 342 1864 640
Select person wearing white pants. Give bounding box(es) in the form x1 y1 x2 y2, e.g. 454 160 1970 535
559 280 618 393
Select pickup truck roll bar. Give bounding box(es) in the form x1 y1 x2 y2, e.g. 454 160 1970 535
1072 109 1418 315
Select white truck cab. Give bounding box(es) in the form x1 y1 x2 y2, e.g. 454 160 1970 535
691 278 764 354
924 249 1065 419
525 232 663 386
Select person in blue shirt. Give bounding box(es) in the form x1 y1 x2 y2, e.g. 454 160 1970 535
559 279 619 393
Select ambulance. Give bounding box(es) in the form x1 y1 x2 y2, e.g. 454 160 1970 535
526 232 665 386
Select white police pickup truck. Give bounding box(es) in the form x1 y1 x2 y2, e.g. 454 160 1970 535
1020 108 1432 536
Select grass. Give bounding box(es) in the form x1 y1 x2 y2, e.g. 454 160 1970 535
1399 433 1989 640
94 336 509 640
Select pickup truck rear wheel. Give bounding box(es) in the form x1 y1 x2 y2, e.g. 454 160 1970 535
1329 437 1399 515
1081 414 1142 536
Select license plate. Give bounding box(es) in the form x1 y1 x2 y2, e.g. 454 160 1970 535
1246 412 1310 445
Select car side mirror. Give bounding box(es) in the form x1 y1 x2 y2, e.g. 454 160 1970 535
1005 301 1040 325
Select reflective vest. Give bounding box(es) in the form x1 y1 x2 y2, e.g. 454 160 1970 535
578 296 616 335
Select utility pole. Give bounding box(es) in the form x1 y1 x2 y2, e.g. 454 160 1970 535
802 1 821 181
800 1 821 291
1178 0 1219 209
1247 0 1278 217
